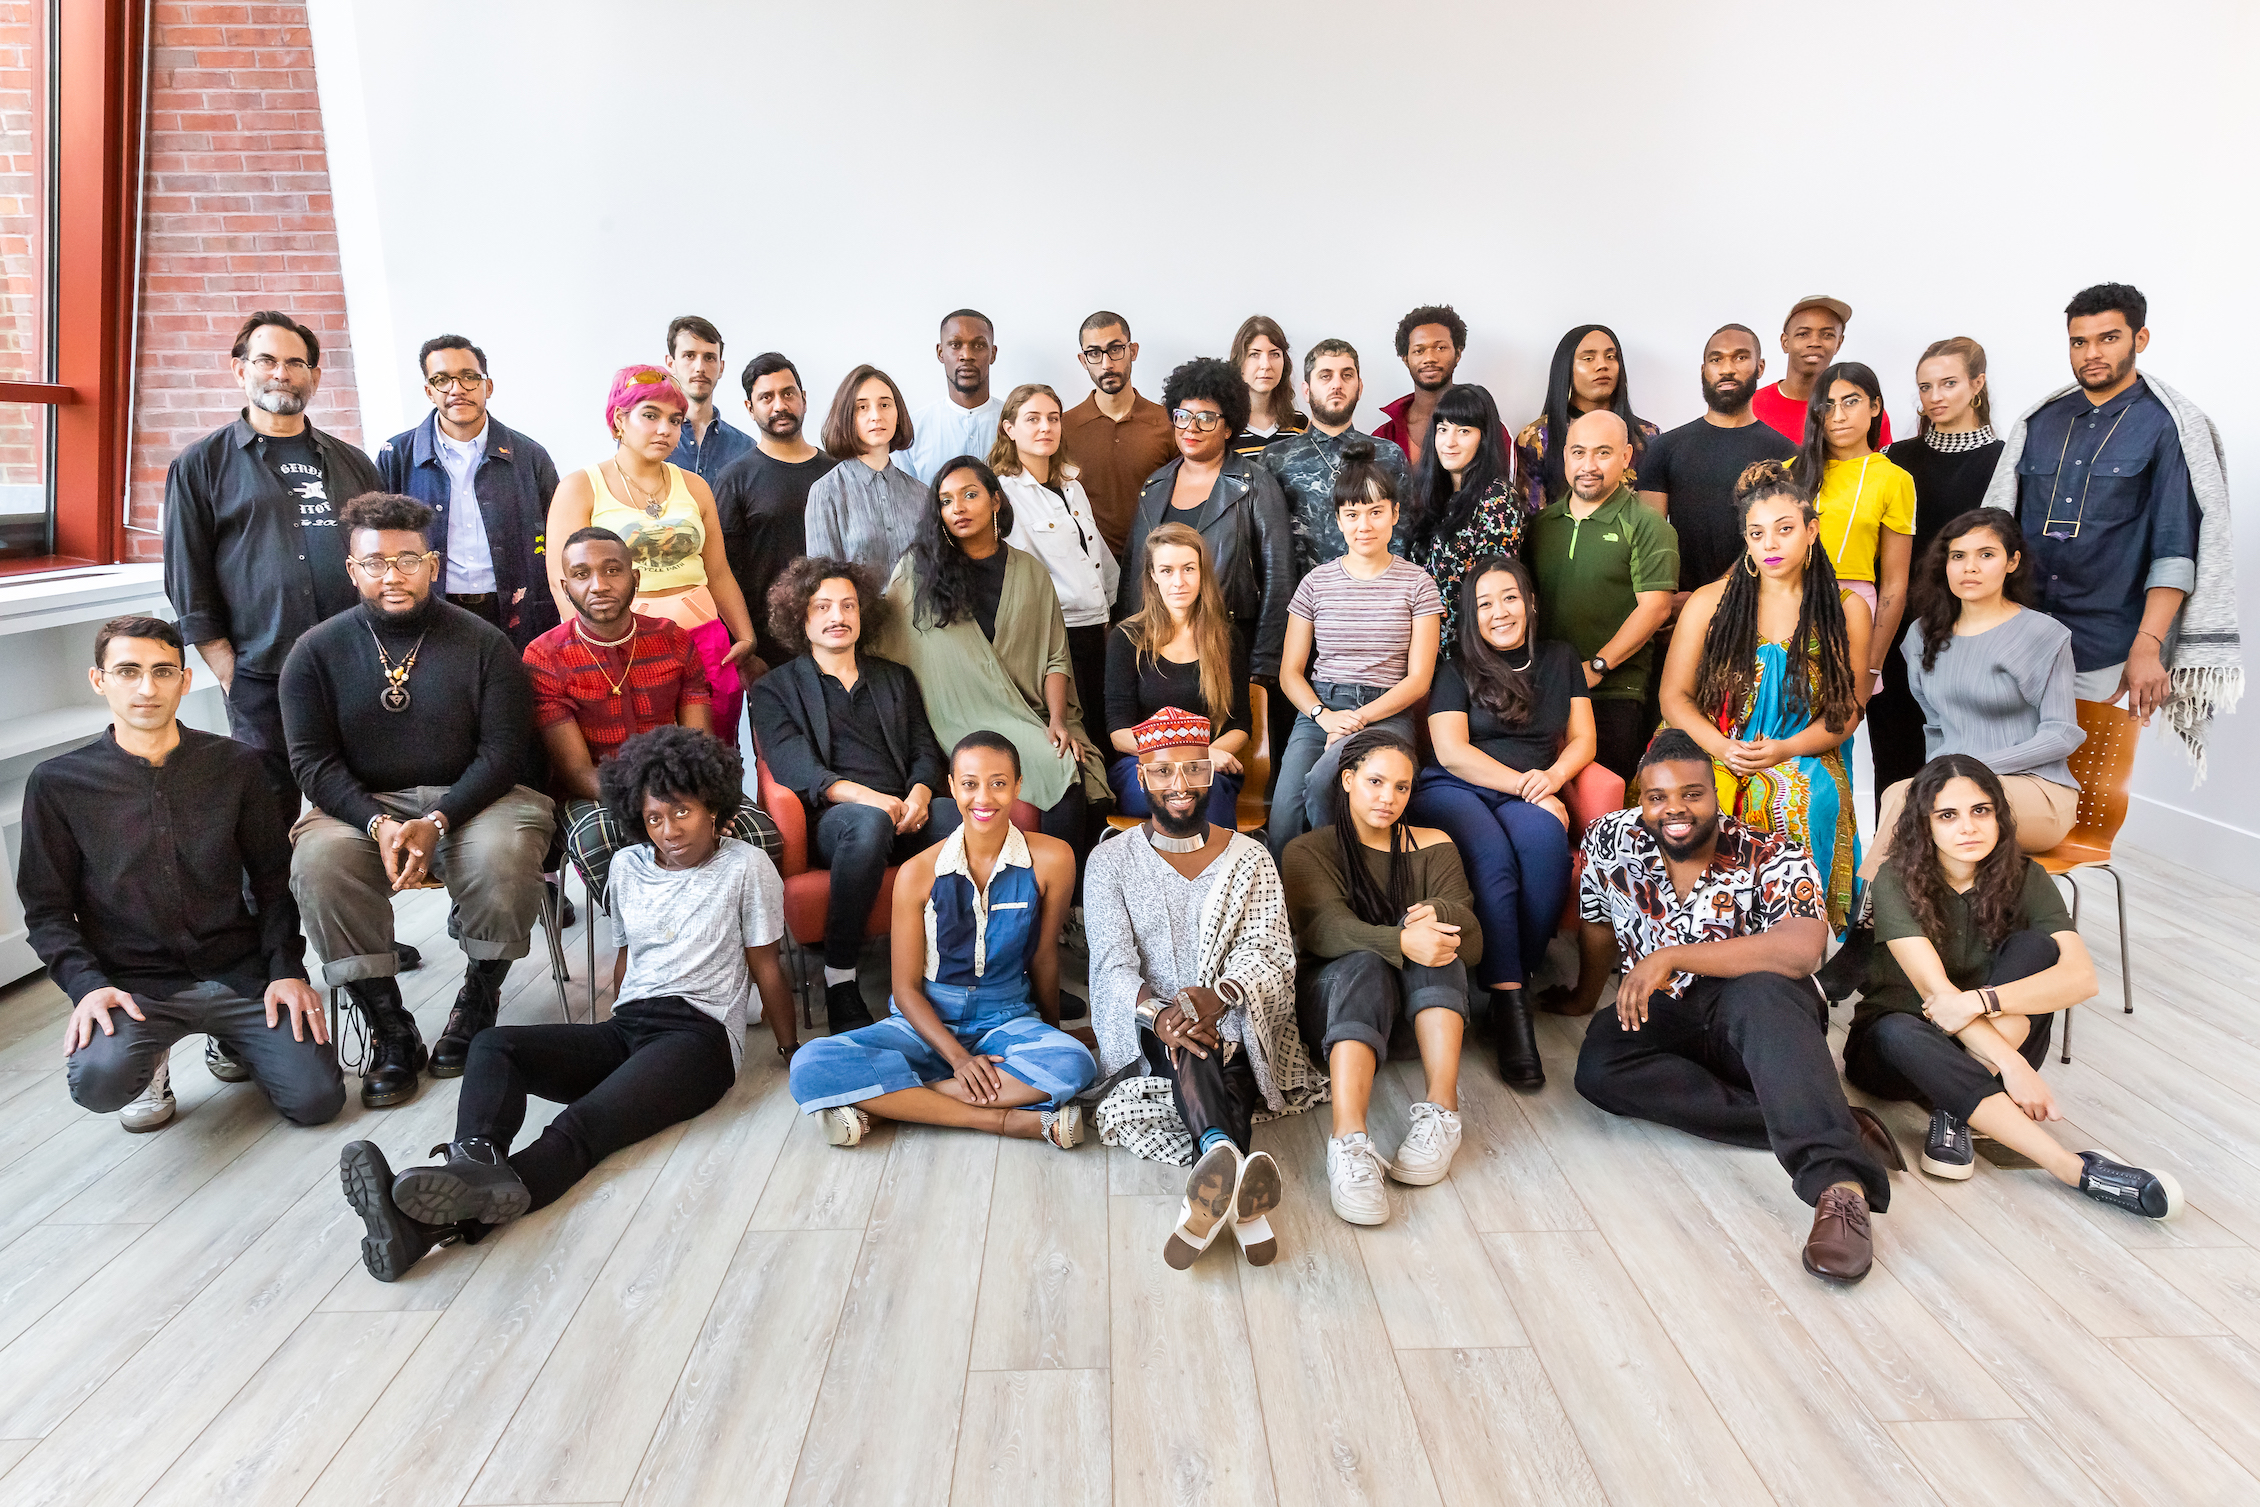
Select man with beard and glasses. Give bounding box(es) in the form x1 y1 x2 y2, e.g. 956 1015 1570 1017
663 315 753 483
1637 324 1799 600
713 353 841 674
1750 294 1894 447
1563 730 1901 1283
900 308 1003 485
1261 338 1412 580
163 310 384 812
1062 310 1176 560
281 493 555 1110
1374 304 1506 468
1085 708 1316 1270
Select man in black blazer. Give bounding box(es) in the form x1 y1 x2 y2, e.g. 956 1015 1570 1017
750 556 948 1029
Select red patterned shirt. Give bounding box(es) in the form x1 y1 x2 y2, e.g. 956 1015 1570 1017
524 614 712 765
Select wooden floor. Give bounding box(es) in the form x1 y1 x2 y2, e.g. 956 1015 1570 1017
3 845 2259 1506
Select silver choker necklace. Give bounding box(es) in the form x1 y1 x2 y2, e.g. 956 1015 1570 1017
1148 823 1209 853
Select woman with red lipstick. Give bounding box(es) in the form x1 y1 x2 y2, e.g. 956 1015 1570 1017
1660 460 1867 933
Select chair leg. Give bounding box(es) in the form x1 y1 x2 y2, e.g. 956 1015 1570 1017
2060 1005 2072 1065
580 865 607 1027
2104 863 2133 1015
537 883 571 1024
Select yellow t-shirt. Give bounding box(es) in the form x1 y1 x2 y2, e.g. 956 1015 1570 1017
1809 453 1915 584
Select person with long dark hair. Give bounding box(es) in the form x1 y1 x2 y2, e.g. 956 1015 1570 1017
1659 460 1866 932
1404 382 1525 649
1407 556 1594 1088
875 458 1107 852
1228 314 1308 455
1791 360 1913 705
1513 324 1659 515
1282 729 1481 1226
1843 755 2177 1217
1104 522 1251 827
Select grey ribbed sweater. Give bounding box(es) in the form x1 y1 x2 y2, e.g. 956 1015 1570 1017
1899 608 2083 788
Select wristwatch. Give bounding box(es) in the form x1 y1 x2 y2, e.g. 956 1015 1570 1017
1980 986 2003 1017
1589 654 1610 676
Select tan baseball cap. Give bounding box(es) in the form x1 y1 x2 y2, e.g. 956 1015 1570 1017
1785 294 1853 328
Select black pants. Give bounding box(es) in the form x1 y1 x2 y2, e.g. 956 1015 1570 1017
66 979 344 1125
1842 930 2059 1119
455 995 735 1211
1575 971 1890 1209
811 802 943 970
1141 1024 1261 1153
1296 950 1468 1061
1589 698 1651 783
224 668 300 822
1867 647 1928 818
1067 622 1109 750
447 591 504 629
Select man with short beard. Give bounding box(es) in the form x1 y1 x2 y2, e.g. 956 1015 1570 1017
1636 324 1798 599
1562 730 1901 1283
1062 310 1175 559
1261 338 1411 579
713 353 840 673
1373 304 1469 467
900 308 1003 485
663 315 753 482
163 310 385 806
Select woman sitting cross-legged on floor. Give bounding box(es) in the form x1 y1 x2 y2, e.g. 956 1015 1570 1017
788 731 1097 1148
1283 728 1483 1227
339 724 796 1281
1843 753 2178 1216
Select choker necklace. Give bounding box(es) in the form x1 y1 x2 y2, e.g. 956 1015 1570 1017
574 617 637 648
1503 644 1534 671
1148 822 1209 853
367 626 429 712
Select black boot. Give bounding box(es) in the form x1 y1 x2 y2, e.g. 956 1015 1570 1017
348 976 426 1109
1490 987 1545 1090
394 941 423 972
431 958 510 1078
392 1136 533 1227
825 978 873 1032
1817 924 1874 1003
340 1140 438 1281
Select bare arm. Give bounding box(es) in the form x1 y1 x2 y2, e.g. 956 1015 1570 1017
1586 591 1673 688
545 470 597 621
1868 530 1913 682
1614 917 1828 1029
1891 929 2097 1031
677 700 712 733
746 940 796 1055
539 719 603 801
689 474 758 670
1659 583 1737 761
885 850 973 1066
1635 487 1669 519
2120 585 2187 723
197 637 237 694
1027 840 1076 1025
1277 615 1318 723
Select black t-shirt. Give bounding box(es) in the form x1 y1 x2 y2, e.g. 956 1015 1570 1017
819 671 910 798
713 449 840 667
1103 621 1252 741
261 430 350 600
1639 417 1797 590
1885 437 2006 558
968 547 1010 641
1427 639 1585 773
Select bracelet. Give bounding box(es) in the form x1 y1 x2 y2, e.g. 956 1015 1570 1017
1980 986 2002 1017
425 810 450 836
365 814 388 840
2136 630 2164 648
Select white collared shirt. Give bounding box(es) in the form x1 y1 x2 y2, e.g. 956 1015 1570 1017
998 468 1119 626
433 420 497 592
901 395 1004 484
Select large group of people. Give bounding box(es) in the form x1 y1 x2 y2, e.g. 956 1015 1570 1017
23 282 2229 1294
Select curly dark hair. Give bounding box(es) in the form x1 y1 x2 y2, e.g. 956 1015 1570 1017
339 491 434 542
1911 509 2036 672
909 459 1015 631
1159 356 1248 438
1885 754 2028 953
599 724 743 839
1394 304 1466 358
766 555 887 655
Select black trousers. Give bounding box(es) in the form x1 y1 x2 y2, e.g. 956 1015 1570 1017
1589 698 1651 783
1868 648 1928 818
224 668 300 822
1575 971 1890 1209
1842 930 2059 1119
1141 1025 1261 1153
811 802 943 970
1067 622 1110 751
456 995 735 1211
1296 950 1469 1061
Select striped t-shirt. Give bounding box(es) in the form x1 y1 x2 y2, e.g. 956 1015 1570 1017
1288 556 1443 687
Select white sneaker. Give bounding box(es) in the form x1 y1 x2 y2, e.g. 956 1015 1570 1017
1327 1132 1392 1225
1392 1102 1463 1186
120 1056 175 1133
820 1106 872 1147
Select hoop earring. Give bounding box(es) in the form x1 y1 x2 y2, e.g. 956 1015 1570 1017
1741 554 1759 577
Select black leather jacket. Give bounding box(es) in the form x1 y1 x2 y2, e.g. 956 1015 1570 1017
1116 452 1295 678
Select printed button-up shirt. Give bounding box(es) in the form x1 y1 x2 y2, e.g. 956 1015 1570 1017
1578 807 1825 997
1260 423 1411 579
668 413 754 481
524 614 712 769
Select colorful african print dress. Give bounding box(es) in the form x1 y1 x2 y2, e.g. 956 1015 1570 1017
1713 638 1859 933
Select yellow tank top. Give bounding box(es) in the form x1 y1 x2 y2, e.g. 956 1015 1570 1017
586 462 707 592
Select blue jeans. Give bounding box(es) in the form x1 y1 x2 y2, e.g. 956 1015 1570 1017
1406 767 1572 989
1267 681 1418 858
788 977 1097 1112
1107 754 1243 827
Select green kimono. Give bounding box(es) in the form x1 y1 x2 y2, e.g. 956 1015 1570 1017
879 545 1108 812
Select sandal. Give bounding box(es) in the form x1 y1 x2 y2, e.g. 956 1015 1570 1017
820 1105 872 1147
1040 1102 1084 1150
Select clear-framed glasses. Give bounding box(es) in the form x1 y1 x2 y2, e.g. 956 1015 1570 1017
1170 408 1224 433
1079 340 1129 365
425 371 488 392
1817 392 1871 416
245 354 313 376
100 664 184 686
1139 758 1214 789
350 551 439 577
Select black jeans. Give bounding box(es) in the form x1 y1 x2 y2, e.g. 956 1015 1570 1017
66 980 344 1125
1589 698 1651 783
812 802 942 970
1867 648 1928 819
455 995 735 1211
224 668 300 822
1574 971 1890 1210
1842 930 2059 1119
1067 622 1109 751
1140 1025 1261 1153
1296 950 1468 1061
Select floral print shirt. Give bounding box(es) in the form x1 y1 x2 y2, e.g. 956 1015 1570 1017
1410 475 1524 652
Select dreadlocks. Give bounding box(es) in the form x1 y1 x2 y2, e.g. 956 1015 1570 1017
1692 460 1861 734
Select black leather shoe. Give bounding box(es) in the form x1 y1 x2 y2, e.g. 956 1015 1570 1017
347 977 426 1109
430 958 510 1078
392 1136 532 1227
394 942 424 972
1489 987 1545 1090
546 877 577 930
340 1140 435 1282
825 978 874 1032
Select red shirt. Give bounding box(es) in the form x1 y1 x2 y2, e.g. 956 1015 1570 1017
1751 381 1894 448
523 613 712 766
1374 391 1513 469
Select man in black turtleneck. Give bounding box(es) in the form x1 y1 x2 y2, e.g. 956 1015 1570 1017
282 492 555 1109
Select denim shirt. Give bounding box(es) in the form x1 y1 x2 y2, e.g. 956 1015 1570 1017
2013 377 2199 671
375 411 563 650
668 413 754 481
1260 424 1411 579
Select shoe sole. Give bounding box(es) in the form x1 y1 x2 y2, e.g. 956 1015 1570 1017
1919 1151 1976 1181
121 1103 176 1133
1801 1249 1872 1283
339 1141 428 1283
1235 1152 1284 1264
391 1162 532 1227
1164 1144 1239 1270
1390 1138 1458 1188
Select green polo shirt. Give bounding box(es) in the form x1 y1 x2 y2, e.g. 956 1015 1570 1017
1528 485 1680 700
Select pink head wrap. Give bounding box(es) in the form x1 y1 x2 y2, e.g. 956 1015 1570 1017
604 364 687 435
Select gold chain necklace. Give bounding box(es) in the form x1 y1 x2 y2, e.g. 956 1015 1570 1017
573 618 637 699
611 457 669 519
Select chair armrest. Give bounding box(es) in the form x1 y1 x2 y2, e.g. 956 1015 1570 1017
755 755 811 876
1562 763 1626 840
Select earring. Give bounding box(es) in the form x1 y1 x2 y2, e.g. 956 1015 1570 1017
1741 554 1759 577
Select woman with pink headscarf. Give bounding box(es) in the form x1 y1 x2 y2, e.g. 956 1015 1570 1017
545 365 761 739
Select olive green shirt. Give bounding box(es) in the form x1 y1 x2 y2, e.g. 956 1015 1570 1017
1528 484 1679 700
1855 858 2071 1030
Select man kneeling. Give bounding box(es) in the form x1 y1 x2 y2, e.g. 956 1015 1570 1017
1568 729 1900 1282
339 725 792 1281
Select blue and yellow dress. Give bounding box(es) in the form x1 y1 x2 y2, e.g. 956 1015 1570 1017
1713 638 1860 933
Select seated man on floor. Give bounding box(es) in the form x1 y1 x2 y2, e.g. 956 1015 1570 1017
282 492 556 1108
22 615 341 1133
528 525 780 982
788 731 1094 1148
1084 708 1318 1271
749 555 947 1030
1566 729 1901 1283
341 725 793 1282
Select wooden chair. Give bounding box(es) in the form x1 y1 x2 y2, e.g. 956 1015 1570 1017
2030 698 2140 1064
1106 681 1273 837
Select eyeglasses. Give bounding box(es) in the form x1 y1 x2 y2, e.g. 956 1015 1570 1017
100 665 184 685
1139 759 1214 789
1079 341 1130 365
245 355 313 376
349 551 439 577
1170 409 1224 433
425 371 488 392
1818 394 1872 415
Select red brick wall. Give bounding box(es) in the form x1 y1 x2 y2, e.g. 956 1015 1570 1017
126 0 359 562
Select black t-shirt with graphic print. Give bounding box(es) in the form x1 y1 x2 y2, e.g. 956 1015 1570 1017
261 430 349 603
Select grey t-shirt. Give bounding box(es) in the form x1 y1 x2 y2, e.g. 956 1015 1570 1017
610 836 785 1072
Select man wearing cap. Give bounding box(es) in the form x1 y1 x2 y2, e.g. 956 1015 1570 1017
1751 295 1894 446
1083 708 1318 1272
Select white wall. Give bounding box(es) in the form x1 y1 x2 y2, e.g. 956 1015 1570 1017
305 0 2260 883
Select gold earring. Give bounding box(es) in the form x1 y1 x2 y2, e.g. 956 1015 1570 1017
1741 554 1759 577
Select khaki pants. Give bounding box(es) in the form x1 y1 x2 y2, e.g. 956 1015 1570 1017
290 784 556 986
1862 773 2078 880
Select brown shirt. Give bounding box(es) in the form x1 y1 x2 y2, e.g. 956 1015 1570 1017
1063 389 1177 558
1281 828 1484 970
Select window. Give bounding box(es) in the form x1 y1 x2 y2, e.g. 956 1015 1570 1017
0 1 53 556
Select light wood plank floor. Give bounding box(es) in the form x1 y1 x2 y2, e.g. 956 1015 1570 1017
3 845 2258 1506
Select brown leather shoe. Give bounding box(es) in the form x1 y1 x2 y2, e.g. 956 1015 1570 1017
1849 1105 1908 1172
1803 1185 1873 1282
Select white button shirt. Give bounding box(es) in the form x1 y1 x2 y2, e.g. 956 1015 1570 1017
434 421 497 592
901 394 1004 485
999 468 1118 627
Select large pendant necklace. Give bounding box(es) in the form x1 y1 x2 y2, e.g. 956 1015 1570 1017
368 627 428 712
574 618 637 700
613 458 668 519
1148 822 1210 853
